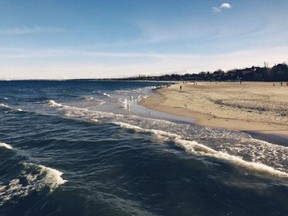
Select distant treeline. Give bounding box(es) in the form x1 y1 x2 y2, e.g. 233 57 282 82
122 63 288 82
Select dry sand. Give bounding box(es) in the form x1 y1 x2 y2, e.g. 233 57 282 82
140 82 288 136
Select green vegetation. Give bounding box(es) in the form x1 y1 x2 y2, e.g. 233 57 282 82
124 63 288 82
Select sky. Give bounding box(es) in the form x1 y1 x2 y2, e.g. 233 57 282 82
0 0 287 79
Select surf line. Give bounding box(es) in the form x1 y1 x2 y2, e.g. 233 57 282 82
115 122 288 179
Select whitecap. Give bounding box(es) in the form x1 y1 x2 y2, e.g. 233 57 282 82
115 122 288 179
174 138 288 179
47 100 63 108
34 164 67 189
84 96 94 101
0 163 67 206
0 103 9 108
103 92 111 98
0 142 13 150
46 100 288 179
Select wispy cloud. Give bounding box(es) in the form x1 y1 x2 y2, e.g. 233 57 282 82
212 7 221 14
0 47 170 59
83 21 207 48
1 45 288 79
212 2 232 13
1 46 288 79
0 26 66 35
118 20 210 46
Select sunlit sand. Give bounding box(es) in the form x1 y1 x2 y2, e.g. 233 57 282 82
140 82 288 136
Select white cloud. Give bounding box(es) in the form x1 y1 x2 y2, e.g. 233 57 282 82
212 2 232 13
0 26 66 35
220 3 232 9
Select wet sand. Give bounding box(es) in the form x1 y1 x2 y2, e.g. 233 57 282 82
140 82 288 140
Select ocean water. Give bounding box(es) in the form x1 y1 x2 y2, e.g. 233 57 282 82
0 80 288 216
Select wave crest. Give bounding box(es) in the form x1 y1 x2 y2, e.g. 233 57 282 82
116 122 288 179
48 100 63 108
0 103 10 109
0 163 66 206
0 142 13 150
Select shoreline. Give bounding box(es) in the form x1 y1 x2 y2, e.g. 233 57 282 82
140 82 288 145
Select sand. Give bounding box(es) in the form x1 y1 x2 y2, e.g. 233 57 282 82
140 82 288 137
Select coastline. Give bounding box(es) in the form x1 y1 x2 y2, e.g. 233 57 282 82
140 82 288 144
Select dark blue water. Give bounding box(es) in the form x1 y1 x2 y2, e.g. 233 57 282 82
0 80 288 216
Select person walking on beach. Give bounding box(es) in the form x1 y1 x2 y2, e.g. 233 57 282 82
180 85 182 91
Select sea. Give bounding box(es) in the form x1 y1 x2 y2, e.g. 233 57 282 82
0 80 288 216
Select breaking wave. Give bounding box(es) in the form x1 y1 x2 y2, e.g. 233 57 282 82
47 100 63 108
0 163 67 206
0 142 13 150
115 122 288 179
103 92 111 98
0 103 10 109
47 100 288 180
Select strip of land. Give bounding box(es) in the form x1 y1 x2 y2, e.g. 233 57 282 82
140 82 288 137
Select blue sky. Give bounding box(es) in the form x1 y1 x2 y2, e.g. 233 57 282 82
0 0 287 79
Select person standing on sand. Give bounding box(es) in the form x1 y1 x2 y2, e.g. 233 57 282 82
180 86 182 91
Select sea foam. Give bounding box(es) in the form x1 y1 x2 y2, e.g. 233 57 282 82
48 100 63 108
0 142 13 150
0 163 67 206
83 96 106 106
103 92 111 98
47 100 288 179
116 122 288 179
0 103 9 108
174 138 288 179
34 164 67 190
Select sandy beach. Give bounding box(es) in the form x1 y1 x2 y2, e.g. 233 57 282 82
140 82 288 137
